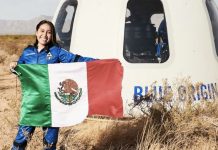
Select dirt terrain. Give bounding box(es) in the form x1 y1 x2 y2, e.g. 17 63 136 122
0 73 20 149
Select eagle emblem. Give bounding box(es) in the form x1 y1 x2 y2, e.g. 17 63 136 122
54 79 82 105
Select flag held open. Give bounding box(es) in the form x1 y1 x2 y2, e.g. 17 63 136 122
16 59 123 127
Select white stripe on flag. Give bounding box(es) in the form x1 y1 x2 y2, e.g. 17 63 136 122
48 63 88 127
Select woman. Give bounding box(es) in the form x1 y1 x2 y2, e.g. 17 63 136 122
10 20 94 150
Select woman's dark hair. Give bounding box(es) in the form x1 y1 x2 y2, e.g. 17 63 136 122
34 20 58 48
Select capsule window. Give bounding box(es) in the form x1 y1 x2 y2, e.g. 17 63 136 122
123 0 169 63
54 0 78 50
206 0 218 57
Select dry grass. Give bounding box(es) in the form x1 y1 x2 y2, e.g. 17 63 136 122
0 35 35 55
0 35 218 150
0 35 34 75
136 101 218 150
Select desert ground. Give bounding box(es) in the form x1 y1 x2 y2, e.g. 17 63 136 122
0 35 218 150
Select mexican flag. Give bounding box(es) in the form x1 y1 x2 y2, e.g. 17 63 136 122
15 59 123 127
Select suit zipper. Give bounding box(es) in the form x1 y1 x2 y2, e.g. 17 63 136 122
37 52 39 63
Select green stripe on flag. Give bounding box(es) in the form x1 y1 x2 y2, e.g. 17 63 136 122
16 64 52 126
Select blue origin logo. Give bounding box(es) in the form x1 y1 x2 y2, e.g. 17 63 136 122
134 83 218 102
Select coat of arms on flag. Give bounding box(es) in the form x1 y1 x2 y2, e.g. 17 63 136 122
55 79 82 105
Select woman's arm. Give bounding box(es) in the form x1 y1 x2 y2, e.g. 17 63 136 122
58 48 96 62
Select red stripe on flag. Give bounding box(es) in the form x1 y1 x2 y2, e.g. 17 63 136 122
87 59 123 117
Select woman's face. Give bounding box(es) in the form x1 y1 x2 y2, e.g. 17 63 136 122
36 23 52 48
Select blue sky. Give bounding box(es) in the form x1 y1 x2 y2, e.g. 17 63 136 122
0 0 60 20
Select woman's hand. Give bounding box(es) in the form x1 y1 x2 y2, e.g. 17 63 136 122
9 61 18 69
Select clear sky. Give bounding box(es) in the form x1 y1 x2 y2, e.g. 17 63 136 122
0 0 60 20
